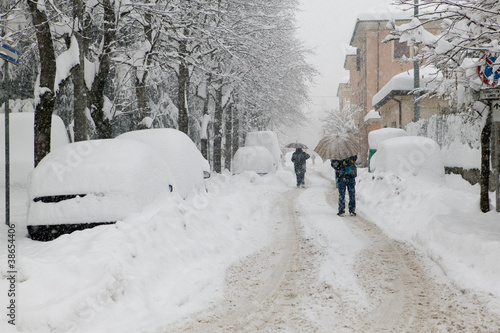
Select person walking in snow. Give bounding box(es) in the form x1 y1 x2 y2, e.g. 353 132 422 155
291 148 310 188
331 155 357 216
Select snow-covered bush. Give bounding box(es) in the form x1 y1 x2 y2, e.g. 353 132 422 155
406 114 481 169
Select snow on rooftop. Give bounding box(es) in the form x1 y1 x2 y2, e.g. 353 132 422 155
344 45 357 56
391 18 439 46
364 110 381 123
339 74 350 84
372 66 442 108
368 127 407 150
356 6 411 22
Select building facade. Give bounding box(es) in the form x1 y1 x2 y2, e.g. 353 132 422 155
342 15 442 166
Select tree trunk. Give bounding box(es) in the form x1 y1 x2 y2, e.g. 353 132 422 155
134 12 153 128
178 37 190 134
480 108 492 213
213 85 223 173
28 0 57 167
72 60 88 141
89 0 114 139
72 0 88 141
135 76 148 125
224 103 233 171
232 104 240 158
200 82 210 161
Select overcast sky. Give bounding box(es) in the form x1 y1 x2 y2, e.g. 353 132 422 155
286 0 395 149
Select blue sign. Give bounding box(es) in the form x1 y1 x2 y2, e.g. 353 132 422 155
0 43 19 65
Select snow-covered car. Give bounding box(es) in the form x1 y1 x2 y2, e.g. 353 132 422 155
245 131 282 169
116 128 210 198
370 136 445 181
232 146 276 176
26 139 176 241
1 112 69 187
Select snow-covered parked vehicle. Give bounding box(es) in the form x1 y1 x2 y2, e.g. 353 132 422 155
232 146 276 176
26 139 176 241
116 128 210 198
369 136 445 181
245 131 282 169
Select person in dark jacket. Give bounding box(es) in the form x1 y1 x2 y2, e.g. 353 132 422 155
291 148 310 188
331 155 357 216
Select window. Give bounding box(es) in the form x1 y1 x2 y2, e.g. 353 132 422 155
356 48 361 71
393 40 410 59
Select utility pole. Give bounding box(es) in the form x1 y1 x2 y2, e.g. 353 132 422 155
3 60 10 226
1 43 20 226
413 0 420 121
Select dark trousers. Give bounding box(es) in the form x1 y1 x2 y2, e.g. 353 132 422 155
296 171 305 186
337 177 356 213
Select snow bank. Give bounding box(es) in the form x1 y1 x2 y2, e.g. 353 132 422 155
370 136 444 181
406 114 482 169
441 141 481 170
1 171 290 333
356 168 500 302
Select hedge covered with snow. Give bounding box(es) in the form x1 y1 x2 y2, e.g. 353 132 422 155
406 114 482 169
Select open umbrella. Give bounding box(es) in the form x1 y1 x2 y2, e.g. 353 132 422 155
314 134 359 160
285 142 309 149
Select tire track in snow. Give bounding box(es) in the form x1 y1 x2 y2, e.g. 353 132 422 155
158 170 500 332
321 171 500 332
159 189 313 332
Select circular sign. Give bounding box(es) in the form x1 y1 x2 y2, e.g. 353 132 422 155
478 53 500 87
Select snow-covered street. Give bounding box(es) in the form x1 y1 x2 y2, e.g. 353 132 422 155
159 170 500 332
2 161 500 332
3 0 500 331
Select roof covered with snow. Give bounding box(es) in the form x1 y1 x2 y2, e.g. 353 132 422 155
350 7 412 46
372 66 441 108
364 110 381 123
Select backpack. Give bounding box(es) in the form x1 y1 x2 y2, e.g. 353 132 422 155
338 156 357 178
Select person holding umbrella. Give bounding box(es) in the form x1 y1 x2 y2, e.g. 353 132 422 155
291 148 310 188
331 155 357 216
314 133 359 216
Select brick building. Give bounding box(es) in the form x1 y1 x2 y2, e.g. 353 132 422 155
341 13 442 166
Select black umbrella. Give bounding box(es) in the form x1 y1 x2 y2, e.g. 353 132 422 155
285 142 308 149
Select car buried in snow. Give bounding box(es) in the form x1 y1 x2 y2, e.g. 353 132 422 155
232 146 276 176
26 139 176 241
115 128 211 198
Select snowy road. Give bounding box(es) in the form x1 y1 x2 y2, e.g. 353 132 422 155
159 170 500 333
